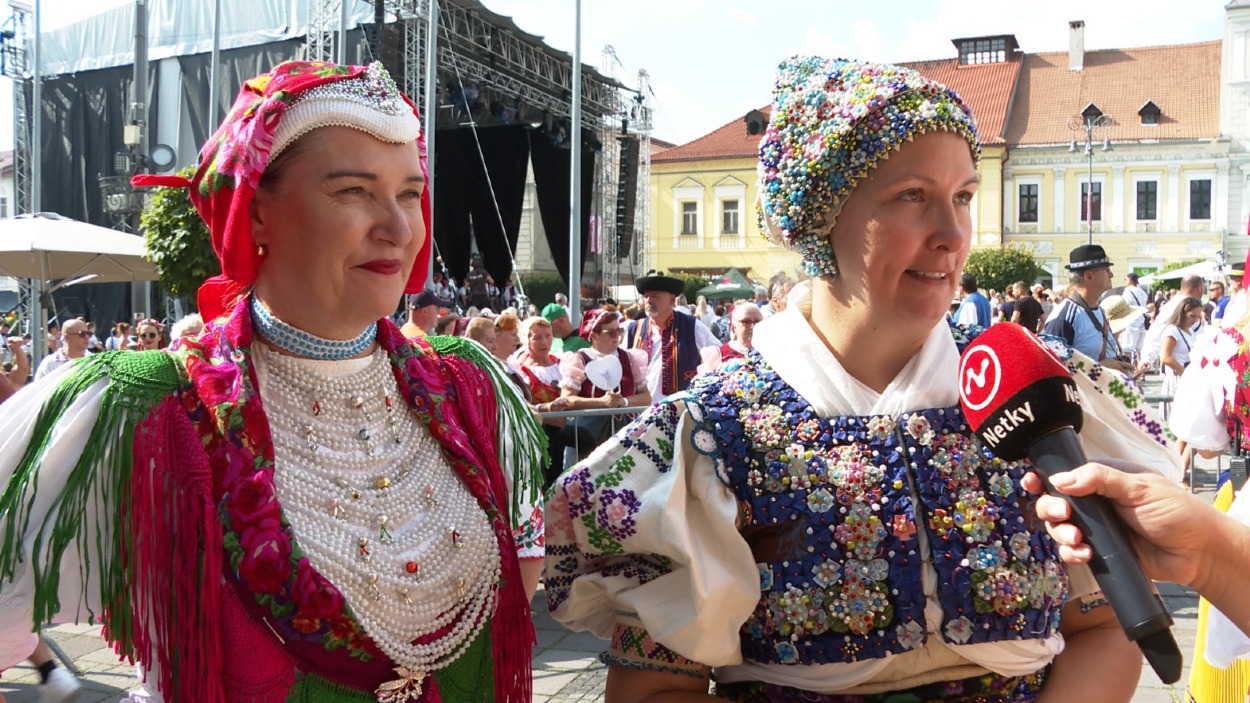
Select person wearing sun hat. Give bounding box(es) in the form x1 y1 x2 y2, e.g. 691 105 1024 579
1099 292 1149 352
545 56 1178 702
542 302 590 354
624 270 719 401
0 61 546 703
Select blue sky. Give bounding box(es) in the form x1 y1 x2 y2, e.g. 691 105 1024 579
1 0 1230 147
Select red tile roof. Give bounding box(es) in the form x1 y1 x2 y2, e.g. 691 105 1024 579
1004 41 1220 145
653 107 770 163
655 56 1022 162
898 57 1021 146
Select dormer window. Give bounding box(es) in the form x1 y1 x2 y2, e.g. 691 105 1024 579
1138 101 1161 126
1081 103 1104 124
952 35 1019 65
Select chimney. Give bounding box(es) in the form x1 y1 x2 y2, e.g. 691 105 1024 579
1069 20 1085 71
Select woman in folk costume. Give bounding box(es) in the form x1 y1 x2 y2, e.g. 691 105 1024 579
0 61 545 703
1166 303 1250 703
544 57 1181 702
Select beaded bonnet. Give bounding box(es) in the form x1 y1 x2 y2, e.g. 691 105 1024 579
756 56 981 277
134 61 430 321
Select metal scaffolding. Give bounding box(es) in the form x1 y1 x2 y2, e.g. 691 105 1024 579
2 6 32 217
306 0 652 288
306 0 342 62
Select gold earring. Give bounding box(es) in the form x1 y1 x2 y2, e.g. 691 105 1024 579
256 243 267 257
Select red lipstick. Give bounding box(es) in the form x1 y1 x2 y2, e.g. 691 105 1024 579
359 259 402 275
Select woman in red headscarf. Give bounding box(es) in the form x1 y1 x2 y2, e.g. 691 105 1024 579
558 309 650 461
0 61 543 703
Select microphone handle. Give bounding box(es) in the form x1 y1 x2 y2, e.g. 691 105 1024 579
1027 428 1172 639
1026 428 1182 684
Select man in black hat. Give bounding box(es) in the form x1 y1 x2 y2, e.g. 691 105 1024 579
1043 244 1134 372
400 290 452 338
625 271 719 401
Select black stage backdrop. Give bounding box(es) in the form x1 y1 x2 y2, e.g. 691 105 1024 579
528 128 596 286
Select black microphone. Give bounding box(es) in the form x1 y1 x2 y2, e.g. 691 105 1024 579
957 323 1182 684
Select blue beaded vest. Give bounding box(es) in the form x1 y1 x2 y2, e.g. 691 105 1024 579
690 351 1069 666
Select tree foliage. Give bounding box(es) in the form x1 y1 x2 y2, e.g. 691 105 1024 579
139 167 219 298
516 272 566 310
962 246 1044 293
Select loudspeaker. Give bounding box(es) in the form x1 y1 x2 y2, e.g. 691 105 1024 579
614 136 640 256
744 109 766 136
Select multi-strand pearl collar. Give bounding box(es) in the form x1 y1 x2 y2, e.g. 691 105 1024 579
254 345 501 686
251 296 377 360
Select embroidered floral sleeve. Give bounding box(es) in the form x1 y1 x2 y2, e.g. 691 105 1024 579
544 396 760 668
601 623 709 678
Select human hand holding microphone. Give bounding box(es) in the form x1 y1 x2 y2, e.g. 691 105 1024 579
956 323 1183 684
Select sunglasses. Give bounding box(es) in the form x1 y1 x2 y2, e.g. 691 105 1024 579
596 327 623 336
140 332 160 339
70 330 92 338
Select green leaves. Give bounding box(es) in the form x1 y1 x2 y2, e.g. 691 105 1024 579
962 246 1044 294
139 166 220 297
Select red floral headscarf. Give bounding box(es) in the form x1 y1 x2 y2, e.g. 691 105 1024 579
578 308 615 340
134 61 432 321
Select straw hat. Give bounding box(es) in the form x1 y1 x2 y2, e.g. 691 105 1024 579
1099 294 1148 335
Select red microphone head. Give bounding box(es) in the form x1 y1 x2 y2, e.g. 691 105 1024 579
957 323 1083 461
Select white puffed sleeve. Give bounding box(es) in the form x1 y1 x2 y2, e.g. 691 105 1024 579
544 395 759 666
0 364 108 672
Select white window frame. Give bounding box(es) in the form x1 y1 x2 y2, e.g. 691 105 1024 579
672 183 705 248
714 181 747 248
1077 172 1107 227
1131 173 1160 232
1015 176 1041 230
1185 171 1216 226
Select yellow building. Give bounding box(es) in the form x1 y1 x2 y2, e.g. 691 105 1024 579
1002 26 1224 285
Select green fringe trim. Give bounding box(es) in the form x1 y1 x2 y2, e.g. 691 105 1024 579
0 350 183 647
425 335 547 525
284 628 493 702
286 673 375 702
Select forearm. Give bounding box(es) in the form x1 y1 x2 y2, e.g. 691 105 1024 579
1040 622 1139 702
625 390 652 407
562 393 609 410
7 358 28 388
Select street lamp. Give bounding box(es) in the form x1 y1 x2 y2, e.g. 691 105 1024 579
1068 105 1113 245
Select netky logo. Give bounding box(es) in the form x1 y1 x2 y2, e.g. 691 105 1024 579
958 344 1001 411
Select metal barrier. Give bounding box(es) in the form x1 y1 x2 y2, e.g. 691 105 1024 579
537 405 650 468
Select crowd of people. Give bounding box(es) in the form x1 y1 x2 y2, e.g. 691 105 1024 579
396 267 783 485
1 55 1249 703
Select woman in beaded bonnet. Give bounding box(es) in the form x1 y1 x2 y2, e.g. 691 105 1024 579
543 57 1181 702
0 61 545 702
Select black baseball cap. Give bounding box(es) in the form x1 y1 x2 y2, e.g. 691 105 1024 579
408 291 451 309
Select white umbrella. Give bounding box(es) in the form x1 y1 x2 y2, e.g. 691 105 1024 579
1138 259 1222 287
0 213 158 285
0 213 159 370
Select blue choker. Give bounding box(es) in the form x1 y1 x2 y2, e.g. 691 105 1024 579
250 297 377 360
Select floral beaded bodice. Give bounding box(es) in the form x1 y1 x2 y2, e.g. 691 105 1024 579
690 352 1069 666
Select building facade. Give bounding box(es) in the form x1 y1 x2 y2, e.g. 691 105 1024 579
650 15 1244 288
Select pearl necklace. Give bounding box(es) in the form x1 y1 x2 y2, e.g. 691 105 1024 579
256 345 501 679
251 296 377 360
